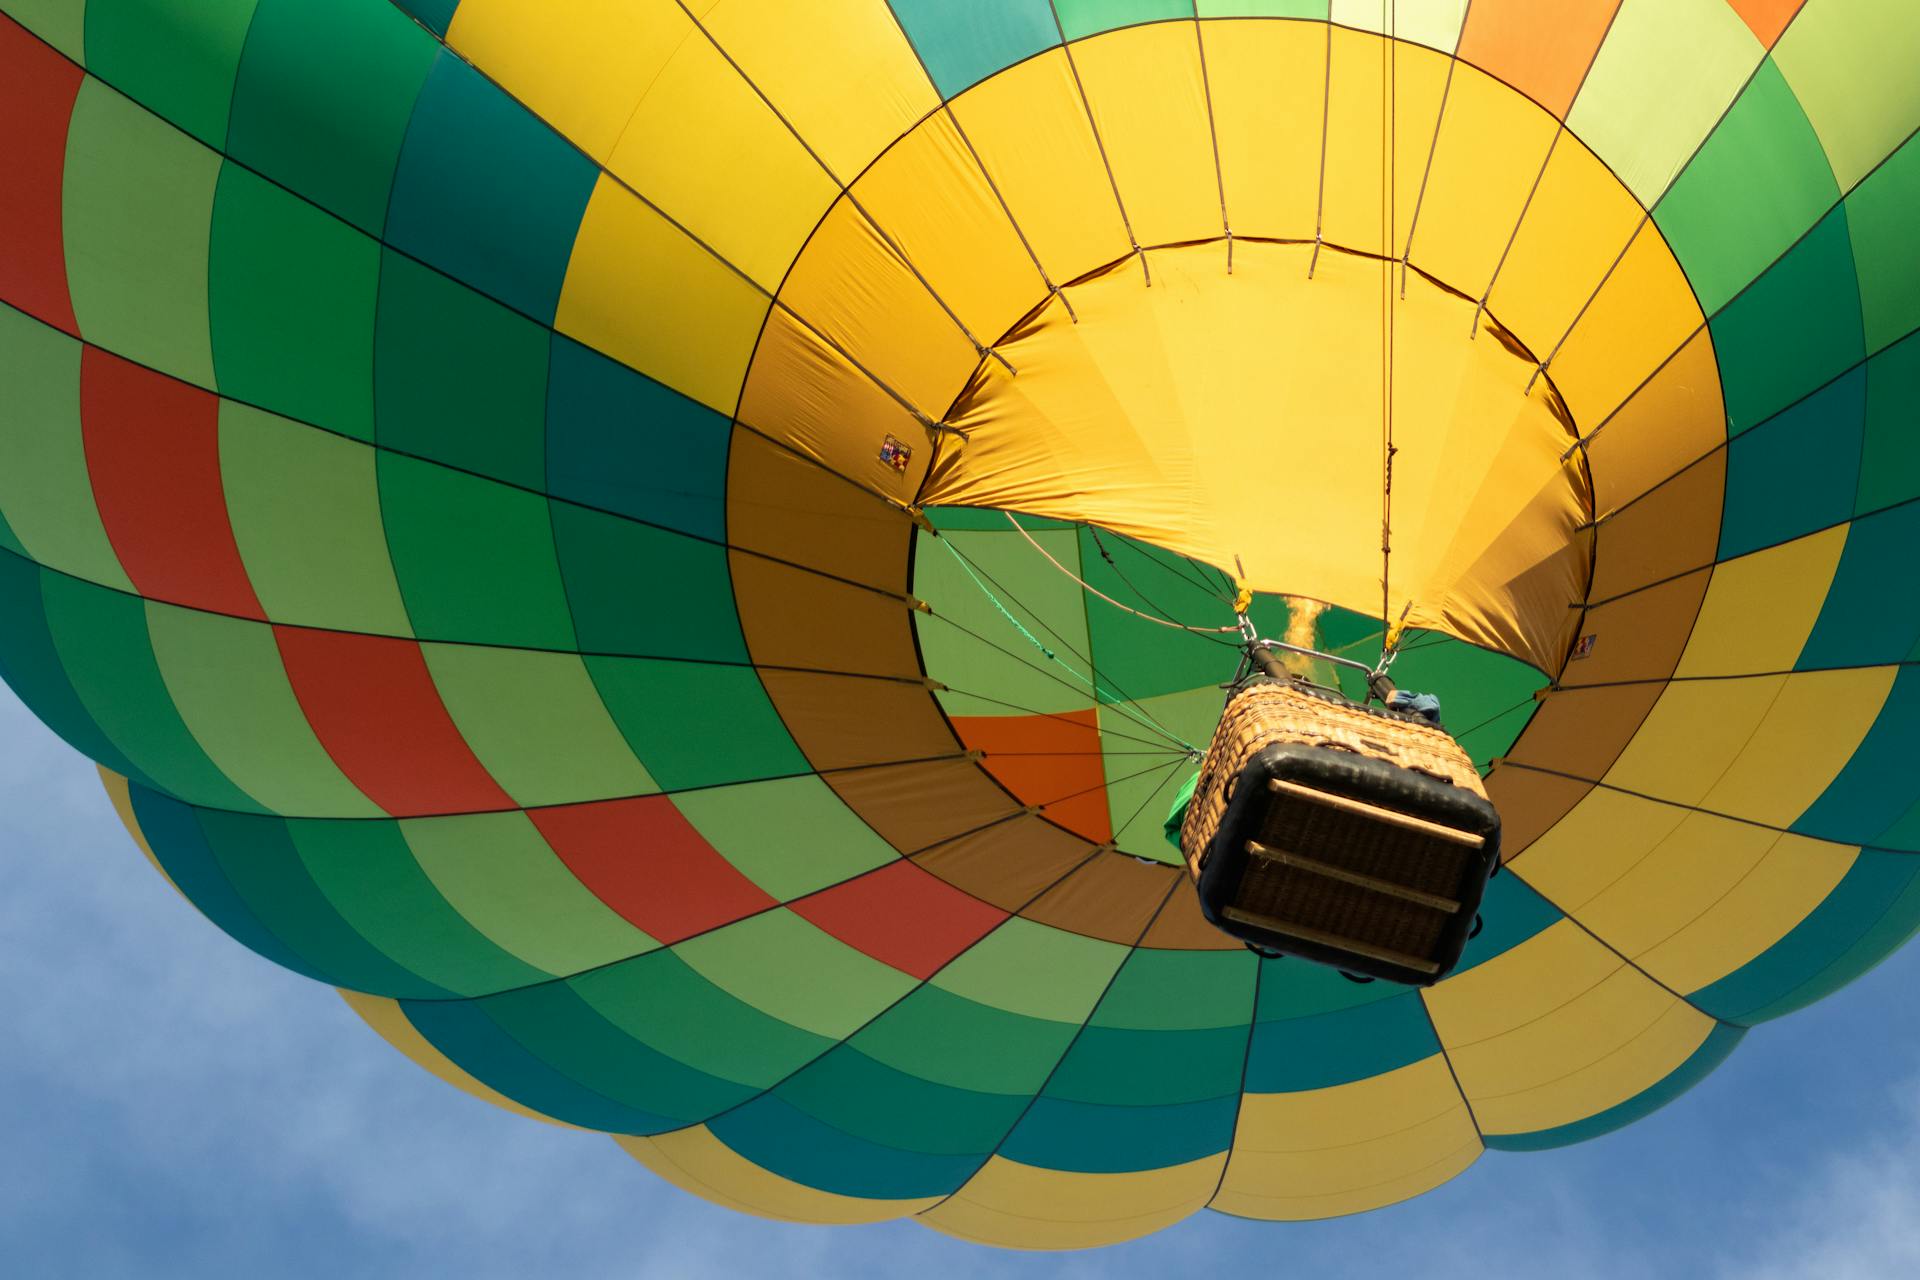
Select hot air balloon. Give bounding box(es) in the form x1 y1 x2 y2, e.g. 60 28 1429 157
2 0 1918 1249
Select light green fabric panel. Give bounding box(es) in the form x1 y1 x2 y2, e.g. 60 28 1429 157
675 911 918 1039
671 775 898 901
1774 0 1920 190
930 917 1127 1021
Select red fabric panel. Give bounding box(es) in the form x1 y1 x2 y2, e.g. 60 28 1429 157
528 796 775 945
274 626 513 817
948 709 1114 843
0 15 81 334
791 859 1007 980
81 346 265 619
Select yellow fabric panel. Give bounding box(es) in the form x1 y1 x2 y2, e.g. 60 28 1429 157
1643 833 1861 996
1544 220 1707 431
1331 0 1471 55
617 1128 938 1224
688 0 939 184
1557 812 1787 956
446 0 680 161
1603 674 1790 808
602 4 839 290
1403 65 1561 304
1199 20 1324 242
1674 527 1850 678
921 1154 1226 1249
775 197 980 418
556 176 771 413
337 989 577 1128
1509 786 1690 908
1426 922 1716 1135
1486 136 1648 363
1067 22 1223 250
1318 30 1449 259
1581 328 1726 514
1211 1057 1480 1221
98 765 178 894
1696 667 1896 827
849 110 1050 348
925 241 1585 673
948 49 1135 285
736 307 931 504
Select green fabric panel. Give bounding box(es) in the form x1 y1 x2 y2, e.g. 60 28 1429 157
377 453 575 650
1384 635 1547 745
1100 688 1218 858
288 816 546 996
4 0 86 59
0 553 148 785
1089 946 1256 1030
83 0 255 147
1255 952 1404 1021
1055 1 1191 41
708 1095 983 1198
390 0 456 37
573 951 833 1089
669 776 895 900
1770 0 1920 191
931 917 1127 1021
145 601 380 817
382 52 597 322
61 79 217 387
548 502 745 661
208 164 378 439
1080 526 1260 702
587 659 809 793
226 0 435 235
1718 365 1864 559
421 644 654 807
1485 1022 1746 1151
1842 135 1920 354
374 252 548 488
674 910 918 1039
1735 859 1920 1023
219 402 412 634
1002 1093 1238 1175
885 0 1059 98
1797 503 1920 671
476 982 750 1123
914 525 1097 717
400 811 658 977
1654 59 1838 316
1856 331 1920 515
1047 1023 1247 1105
1245 990 1439 1091
774 1045 1030 1154
854 982 1080 1095
0 306 130 588
1197 1 1325 15
1710 206 1864 433
39 572 262 812
194 806 447 996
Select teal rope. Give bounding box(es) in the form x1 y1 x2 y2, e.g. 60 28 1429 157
935 537 1204 758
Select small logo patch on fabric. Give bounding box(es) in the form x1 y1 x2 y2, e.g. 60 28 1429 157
880 434 912 473
1571 633 1598 660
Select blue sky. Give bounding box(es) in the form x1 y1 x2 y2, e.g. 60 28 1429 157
3 681 1917 1279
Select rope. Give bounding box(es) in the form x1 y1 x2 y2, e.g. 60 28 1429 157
936 536 1205 757
1191 4 1233 271
1003 512 1241 635
1399 0 1473 297
1048 2 1149 284
1308 16 1334 278
1381 1 1398 661
1471 126 1561 338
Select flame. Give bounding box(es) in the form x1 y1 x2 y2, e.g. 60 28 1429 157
1280 598 1328 677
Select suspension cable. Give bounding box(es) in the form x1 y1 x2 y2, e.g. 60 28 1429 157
1003 512 1241 635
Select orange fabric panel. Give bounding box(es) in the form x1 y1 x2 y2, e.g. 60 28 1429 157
1727 0 1805 46
950 710 1113 843
824 755 1025 855
1483 763 1592 861
1588 451 1726 602
1504 681 1664 782
913 814 1100 912
1022 853 1177 943
1457 0 1622 118
1557 568 1711 690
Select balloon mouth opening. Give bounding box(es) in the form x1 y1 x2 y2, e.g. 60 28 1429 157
919 238 1594 673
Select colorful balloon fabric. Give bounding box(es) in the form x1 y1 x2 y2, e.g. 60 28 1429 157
3 0 1919 1249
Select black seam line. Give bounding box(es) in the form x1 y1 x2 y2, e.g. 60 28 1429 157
392 806 1093 1015
1395 0 1471 293
1587 306 1920 536
931 534 1212 752
1563 117 1920 464
1494 758 1916 853
1189 3 1232 257
1201 955 1263 1212
1086 528 1238 647
1028 754 1196 812
1452 693 1540 744
1535 0 1811 399
1469 126 1560 335
1415 986 1487 1147
915 861 1189 1218
1046 0 1150 284
1555 659 1914 693
924 684 1196 758
608 836 1119 1145
1095 525 1235 610
664 0 1008 374
1586 489 1920 613
408 23 956 433
1505 863 1741 1031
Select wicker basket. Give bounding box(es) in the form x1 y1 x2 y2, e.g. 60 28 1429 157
1180 677 1500 984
